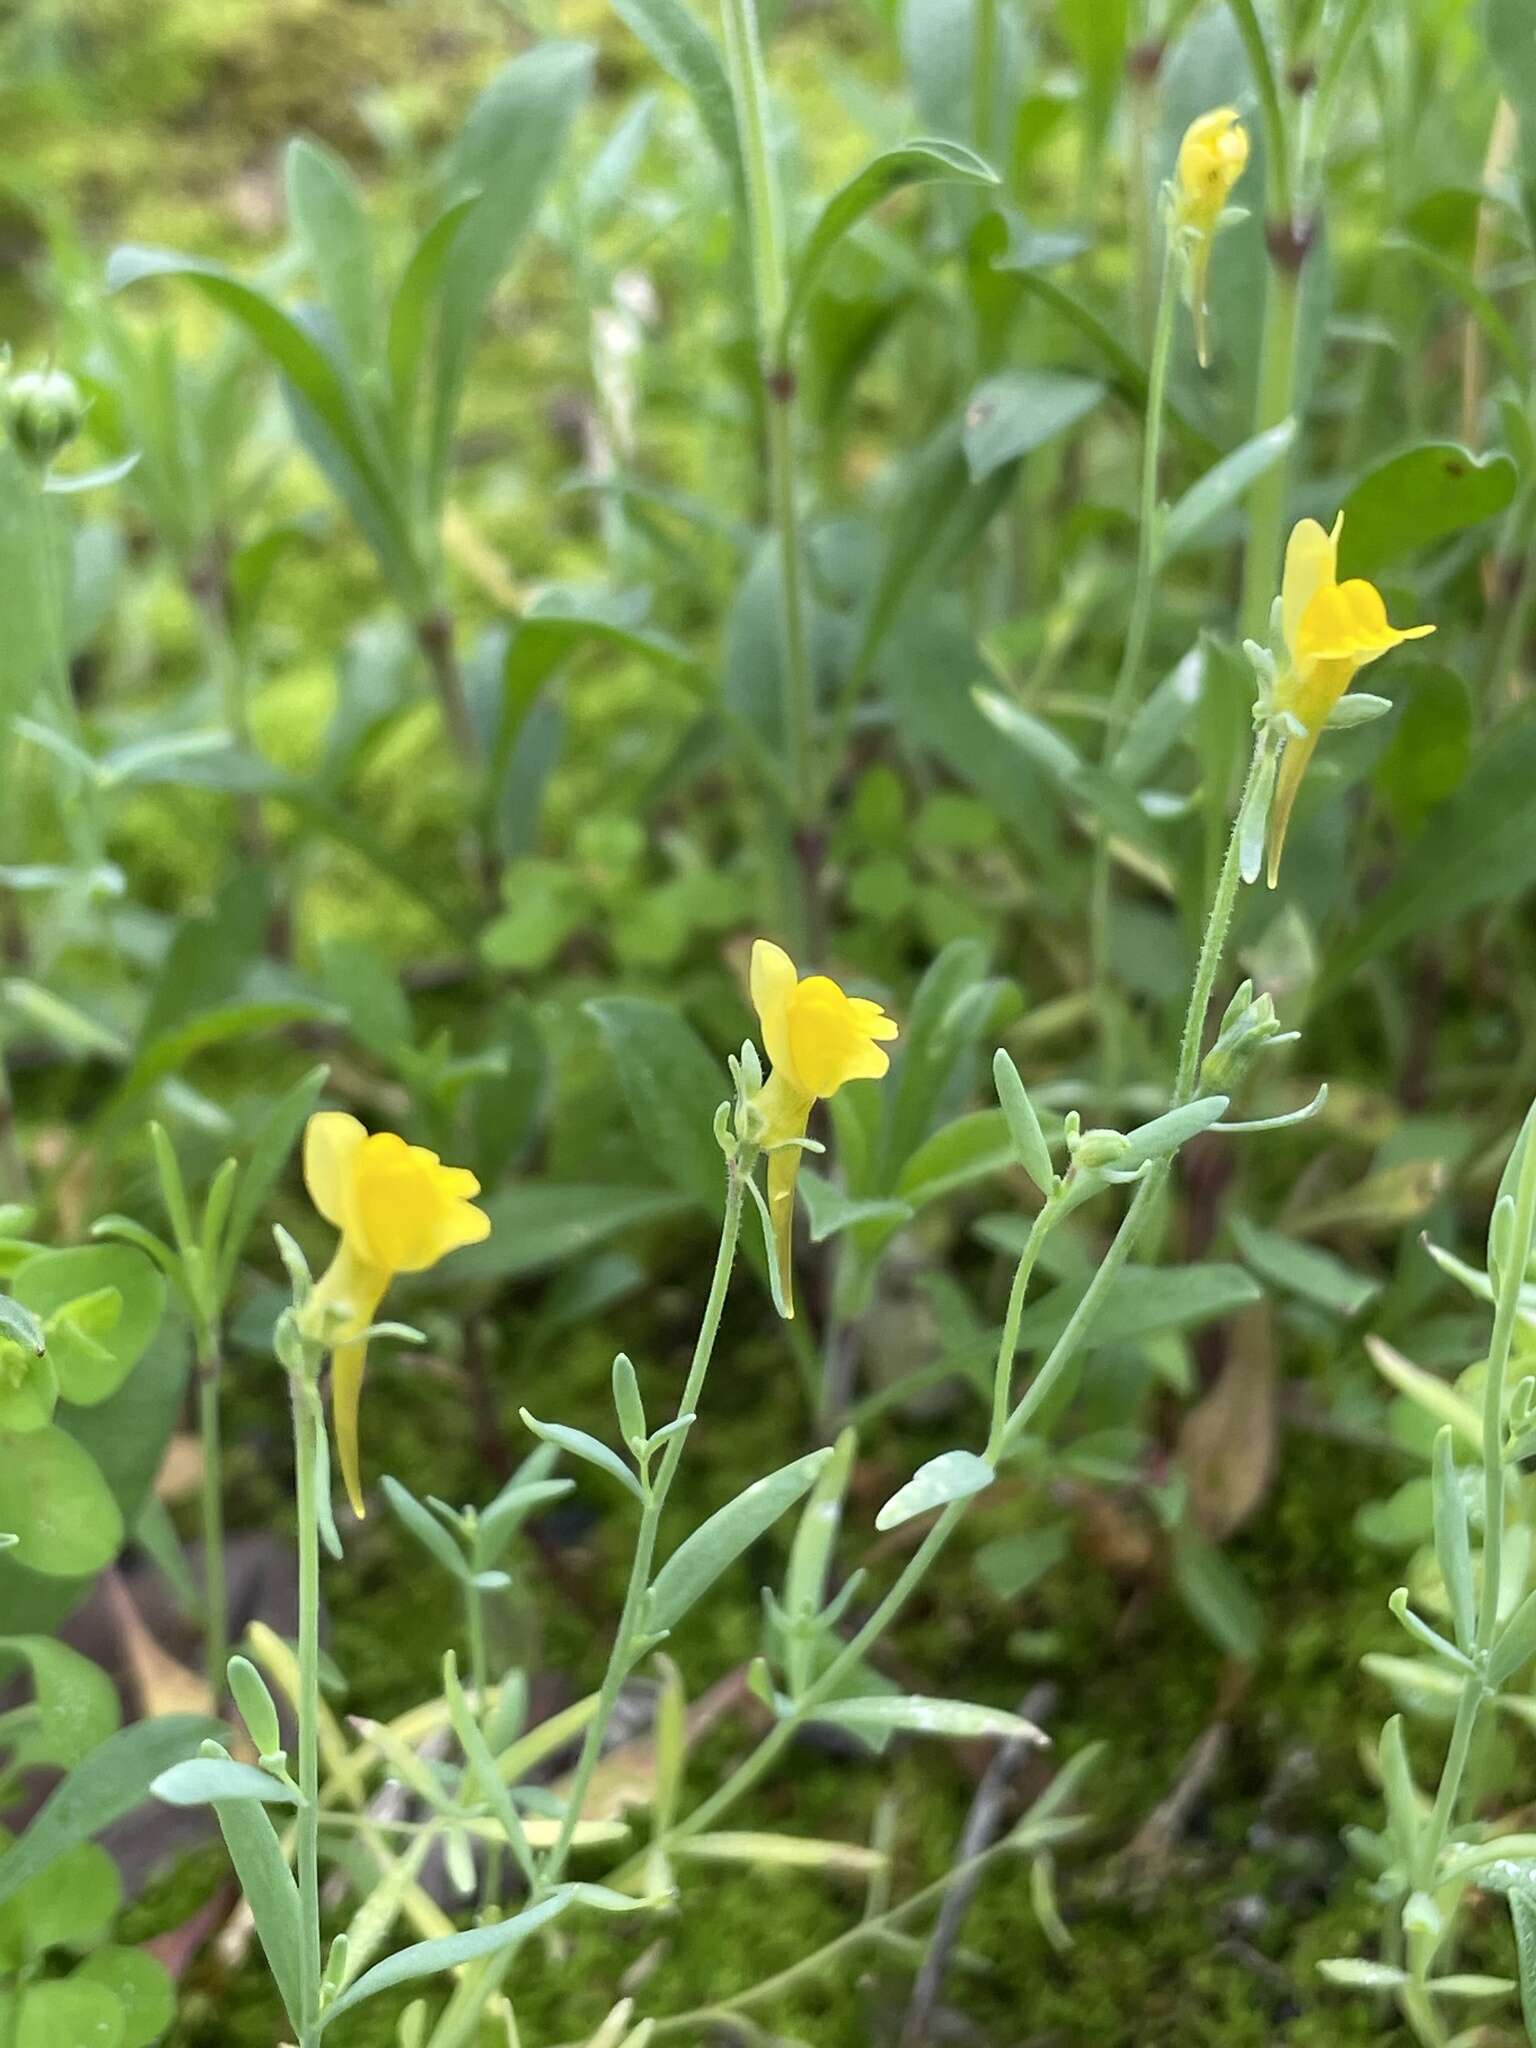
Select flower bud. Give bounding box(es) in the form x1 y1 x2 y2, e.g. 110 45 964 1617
1070 1127 1133 1172
1200 987 1286 1095
5 367 86 466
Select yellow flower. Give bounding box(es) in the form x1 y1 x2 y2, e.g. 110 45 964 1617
303 1113 490 1516
749 940 897 1318
1265 513 1434 887
1172 107 1249 367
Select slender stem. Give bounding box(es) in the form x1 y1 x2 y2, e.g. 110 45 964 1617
1175 742 1264 1104
986 1202 1056 1457
416 610 479 767
1222 0 1293 221
1104 241 1179 753
972 0 998 163
627 780 1260 1880
198 1340 228 1703
1091 236 1179 1088
1238 258 1304 641
644 1834 1020 2040
719 0 817 869
539 1165 748 1886
290 1376 324 2048
1410 1103 1536 1894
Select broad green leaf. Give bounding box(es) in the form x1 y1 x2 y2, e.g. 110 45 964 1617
212 1794 305 2031
875 1449 994 1531
519 1411 642 1501
387 193 480 437
0 1840 120 1956
974 690 1165 862
1374 663 1472 836
796 1168 912 1244
11 1247 165 1407
0 1714 222 1905
429 44 593 498
586 996 728 1216
857 423 1018 674
1158 419 1297 562
646 1449 833 1634
106 247 414 590
1321 715 1536 991
784 141 998 345
0 1636 119 1770
610 0 742 189
1337 442 1518 578
0 1426 122 1576
74 1948 175 2048
1229 1216 1378 1317
876 938 1008 1185
15 1980 124 2048
895 1110 1016 1209
448 1184 690 1287
151 1758 300 1806
809 1694 1047 1744
285 137 377 373
961 369 1105 484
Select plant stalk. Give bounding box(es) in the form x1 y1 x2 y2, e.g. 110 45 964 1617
291 1375 324 2048
539 1163 748 1887
1091 235 1179 1088
198 1340 228 1703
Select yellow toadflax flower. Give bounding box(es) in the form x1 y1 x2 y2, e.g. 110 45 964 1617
1265 513 1434 887
750 940 898 1318
1172 107 1249 367
303 1113 490 1516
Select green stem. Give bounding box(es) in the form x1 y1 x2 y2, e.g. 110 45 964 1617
625 768 1259 1879
1238 257 1304 641
644 1834 1020 2040
1091 236 1179 1088
719 0 818 939
198 1341 228 1704
1175 741 1264 1104
539 1164 748 1887
985 1201 1057 1457
290 1375 324 2048
972 0 998 163
1411 1101 1536 1893
1222 0 1293 221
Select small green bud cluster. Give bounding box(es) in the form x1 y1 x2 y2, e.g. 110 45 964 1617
4 365 87 467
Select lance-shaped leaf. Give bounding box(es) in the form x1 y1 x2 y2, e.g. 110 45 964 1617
809 1695 1047 1745
645 1449 833 1634
1431 1426 1475 1654
1159 419 1297 563
782 140 998 348
875 1449 994 1531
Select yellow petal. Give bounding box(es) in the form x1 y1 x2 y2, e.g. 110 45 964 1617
786 977 895 1098
304 1112 367 1231
1296 578 1435 664
350 1133 490 1275
750 939 801 1091
1281 515 1341 667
